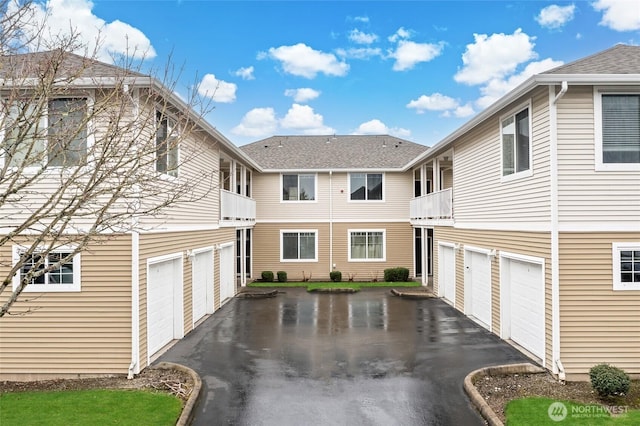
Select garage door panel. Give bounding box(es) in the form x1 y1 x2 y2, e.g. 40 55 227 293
147 257 182 358
466 250 491 329
193 250 214 323
439 245 456 305
507 258 544 360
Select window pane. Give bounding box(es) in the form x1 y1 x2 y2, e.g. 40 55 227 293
501 116 515 175
283 174 298 200
515 109 530 172
48 252 74 284
282 233 298 259
4 102 45 167
350 173 366 200
21 254 45 284
351 232 367 259
48 99 87 167
367 174 383 200
620 250 632 260
621 273 632 282
621 262 632 272
602 95 640 164
299 175 315 201
368 232 383 259
299 232 315 259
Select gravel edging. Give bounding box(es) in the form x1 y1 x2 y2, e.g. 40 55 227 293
463 362 545 426
152 362 202 426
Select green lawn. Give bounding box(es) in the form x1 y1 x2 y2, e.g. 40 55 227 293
0 389 182 426
248 281 423 291
506 397 640 425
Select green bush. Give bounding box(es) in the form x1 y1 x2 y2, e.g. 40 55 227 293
329 271 342 282
384 267 410 282
261 271 274 282
589 363 630 397
277 271 287 282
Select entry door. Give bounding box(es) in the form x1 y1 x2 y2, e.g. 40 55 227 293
439 244 456 305
219 244 235 303
465 249 491 330
192 249 214 324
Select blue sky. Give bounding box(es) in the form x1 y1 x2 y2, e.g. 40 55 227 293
18 0 640 146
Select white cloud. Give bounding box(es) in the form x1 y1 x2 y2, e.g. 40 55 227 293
336 47 383 60
231 107 277 137
234 66 255 80
390 40 444 71
454 29 537 85
352 119 411 138
406 93 459 113
349 29 378 44
267 43 349 78
354 16 370 23
284 88 321 103
592 0 640 31
452 104 475 118
197 74 237 103
536 4 576 29
280 104 335 134
8 0 155 63
388 27 411 43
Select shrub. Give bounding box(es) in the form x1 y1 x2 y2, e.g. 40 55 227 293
277 271 287 282
384 267 410 282
329 271 342 282
261 271 274 282
589 363 630 397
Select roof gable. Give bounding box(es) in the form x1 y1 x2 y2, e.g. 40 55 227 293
544 44 640 75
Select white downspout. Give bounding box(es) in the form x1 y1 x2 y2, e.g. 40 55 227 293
550 82 567 376
329 170 334 273
129 230 140 379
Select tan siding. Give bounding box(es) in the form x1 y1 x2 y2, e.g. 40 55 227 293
0 235 133 380
453 88 552 224
433 227 552 366
252 222 414 282
559 232 640 379
137 228 235 369
557 86 640 224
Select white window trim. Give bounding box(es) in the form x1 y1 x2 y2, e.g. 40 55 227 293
12 245 82 292
500 101 533 182
348 229 386 262
280 229 318 262
612 242 640 291
0 94 95 171
348 172 385 202
594 87 640 172
280 173 318 203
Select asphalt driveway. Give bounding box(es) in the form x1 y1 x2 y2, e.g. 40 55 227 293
157 288 530 425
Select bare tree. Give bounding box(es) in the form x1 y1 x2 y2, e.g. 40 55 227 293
0 1 216 316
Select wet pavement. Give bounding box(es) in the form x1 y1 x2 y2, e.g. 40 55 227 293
157 288 530 425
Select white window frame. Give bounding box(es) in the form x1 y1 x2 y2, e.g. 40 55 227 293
155 110 180 178
0 95 94 170
348 172 385 202
612 242 640 291
348 229 386 262
12 245 82 292
594 87 640 172
280 229 318 262
280 173 317 202
500 101 533 182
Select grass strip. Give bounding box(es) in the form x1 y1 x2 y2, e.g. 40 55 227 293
506 397 640 425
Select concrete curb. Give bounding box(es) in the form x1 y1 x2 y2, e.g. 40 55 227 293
236 289 279 299
389 288 436 299
463 362 546 426
308 287 359 293
152 362 202 426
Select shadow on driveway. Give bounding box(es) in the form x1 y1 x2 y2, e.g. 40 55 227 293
157 288 530 425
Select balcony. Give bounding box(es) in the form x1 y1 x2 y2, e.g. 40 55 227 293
410 188 453 225
220 189 256 227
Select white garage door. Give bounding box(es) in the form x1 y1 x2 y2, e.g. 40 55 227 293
507 258 545 359
192 249 214 325
465 249 491 330
147 256 183 357
219 244 236 304
439 244 456 305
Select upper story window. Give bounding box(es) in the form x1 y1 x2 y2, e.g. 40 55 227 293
612 242 640 291
595 90 640 171
282 173 315 201
12 246 82 293
501 105 531 179
350 173 383 201
156 111 179 177
2 98 87 168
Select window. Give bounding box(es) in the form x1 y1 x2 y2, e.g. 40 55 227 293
48 98 87 167
156 111 179 177
595 91 640 170
282 174 315 201
2 101 45 168
12 246 81 292
350 173 383 200
501 106 531 178
613 242 640 290
281 230 317 261
349 230 385 261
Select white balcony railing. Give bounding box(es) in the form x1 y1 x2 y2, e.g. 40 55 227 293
220 189 256 224
410 188 453 221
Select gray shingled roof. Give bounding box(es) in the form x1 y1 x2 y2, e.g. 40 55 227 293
240 135 429 170
544 44 640 75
